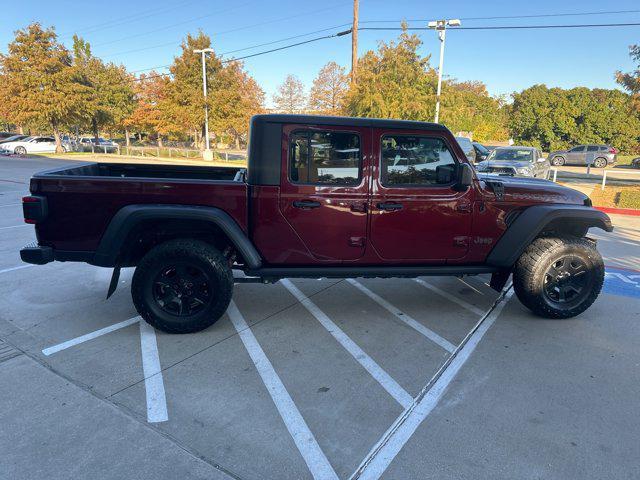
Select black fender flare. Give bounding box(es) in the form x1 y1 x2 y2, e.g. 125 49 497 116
486 204 613 268
92 204 262 269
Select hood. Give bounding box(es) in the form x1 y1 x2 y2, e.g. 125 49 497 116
476 160 530 169
477 174 588 205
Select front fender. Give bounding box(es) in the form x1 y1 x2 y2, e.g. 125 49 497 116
486 204 612 268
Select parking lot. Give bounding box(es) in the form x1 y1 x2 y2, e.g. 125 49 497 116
1 156 639 480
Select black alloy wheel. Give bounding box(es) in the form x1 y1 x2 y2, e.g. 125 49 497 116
542 256 595 307
152 263 212 317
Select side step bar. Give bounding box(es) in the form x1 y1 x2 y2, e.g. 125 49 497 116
244 265 498 281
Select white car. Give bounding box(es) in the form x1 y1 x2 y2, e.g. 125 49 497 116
0 136 69 154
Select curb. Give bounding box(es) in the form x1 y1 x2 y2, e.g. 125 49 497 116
595 206 640 216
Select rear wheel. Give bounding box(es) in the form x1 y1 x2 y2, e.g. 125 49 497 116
513 236 604 318
593 157 607 168
14 146 26 155
132 239 233 333
551 156 565 166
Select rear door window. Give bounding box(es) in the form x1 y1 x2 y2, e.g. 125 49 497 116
289 131 361 185
587 145 599 152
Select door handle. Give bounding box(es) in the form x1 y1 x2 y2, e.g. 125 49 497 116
293 200 321 209
350 202 367 213
456 203 472 213
376 202 403 211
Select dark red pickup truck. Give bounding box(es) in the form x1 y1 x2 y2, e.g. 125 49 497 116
21 115 612 333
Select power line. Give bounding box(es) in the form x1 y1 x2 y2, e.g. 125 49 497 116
92 1 256 48
356 8 640 24
58 0 200 39
359 22 640 31
99 2 351 59
129 22 352 74
131 28 352 82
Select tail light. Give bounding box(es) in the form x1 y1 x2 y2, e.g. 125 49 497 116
22 196 48 224
609 147 618 154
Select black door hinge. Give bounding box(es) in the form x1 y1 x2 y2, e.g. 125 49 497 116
485 180 505 201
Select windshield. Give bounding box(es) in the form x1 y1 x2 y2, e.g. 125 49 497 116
486 148 533 162
1 135 27 142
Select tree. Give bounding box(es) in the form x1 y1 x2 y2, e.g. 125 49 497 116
0 23 93 151
509 84 640 152
72 35 136 141
308 62 349 115
213 61 264 148
344 25 507 142
616 44 640 110
273 74 306 113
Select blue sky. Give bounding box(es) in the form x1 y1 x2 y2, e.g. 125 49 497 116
2 0 639 105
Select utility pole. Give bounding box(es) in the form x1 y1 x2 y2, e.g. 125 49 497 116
427 19 461 123
351 0 359 84
193 48 215 161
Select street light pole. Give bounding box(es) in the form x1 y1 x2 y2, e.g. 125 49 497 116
194 48 214 161
428 19 461 124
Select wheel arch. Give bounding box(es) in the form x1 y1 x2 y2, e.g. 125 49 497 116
93 204 262 269
486 204 612 268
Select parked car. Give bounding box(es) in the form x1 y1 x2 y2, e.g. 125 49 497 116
548 145 617 168
475 146 550 178
78 137 118 152
472 142 490 162
632 157 640 169
21 114 612 334
0 134 29 144
455 136 476 163
0 136 69 154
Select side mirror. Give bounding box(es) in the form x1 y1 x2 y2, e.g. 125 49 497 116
457 163 473 189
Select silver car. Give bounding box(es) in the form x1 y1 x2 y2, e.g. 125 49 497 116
548 144 618 168
475 146 550 178
455 136 476 163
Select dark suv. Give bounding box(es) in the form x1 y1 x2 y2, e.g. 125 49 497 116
548 145 618 168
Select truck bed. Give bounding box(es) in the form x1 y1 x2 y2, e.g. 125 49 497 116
39 162 244 181
30 162 248 253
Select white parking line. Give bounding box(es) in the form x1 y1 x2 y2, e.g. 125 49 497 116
0 224 29 230
281 279 413 409
42 316 140 356
347 279 456 353
228 301 339 480
350 289 514 480
0 264 33 275
413 279 485 317
139 320 168 423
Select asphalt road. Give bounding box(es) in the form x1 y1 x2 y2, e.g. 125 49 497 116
0 156 639 480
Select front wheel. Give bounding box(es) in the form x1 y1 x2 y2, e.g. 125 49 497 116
14 146 26 155
132 239 234 333
513 236 604 319
551 156 565 166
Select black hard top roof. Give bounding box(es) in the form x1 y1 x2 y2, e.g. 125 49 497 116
251 114 449 132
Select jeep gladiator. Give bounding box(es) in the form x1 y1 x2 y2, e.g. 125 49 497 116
20 115 613 333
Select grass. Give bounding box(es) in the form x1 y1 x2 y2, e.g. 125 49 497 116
614 155 637 168
590 185 640 210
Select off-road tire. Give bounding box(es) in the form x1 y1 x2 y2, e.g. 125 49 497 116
593 157 607 168
551 156 565 166
132 239 233 333
513 236 604 319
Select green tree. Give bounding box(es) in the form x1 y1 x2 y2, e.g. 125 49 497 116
72 35 136 141
616 44 640 107
0 23 93 151
273 74 306 113
308 61 349 115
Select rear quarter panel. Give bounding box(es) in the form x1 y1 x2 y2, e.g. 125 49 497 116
32 176 247 252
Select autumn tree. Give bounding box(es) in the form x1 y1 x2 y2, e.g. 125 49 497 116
0 23 93 151
213 61 264 148
616 44 640 111
308 62 349 115
273 74 306 113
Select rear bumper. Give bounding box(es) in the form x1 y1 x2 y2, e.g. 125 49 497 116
20 242 54 265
